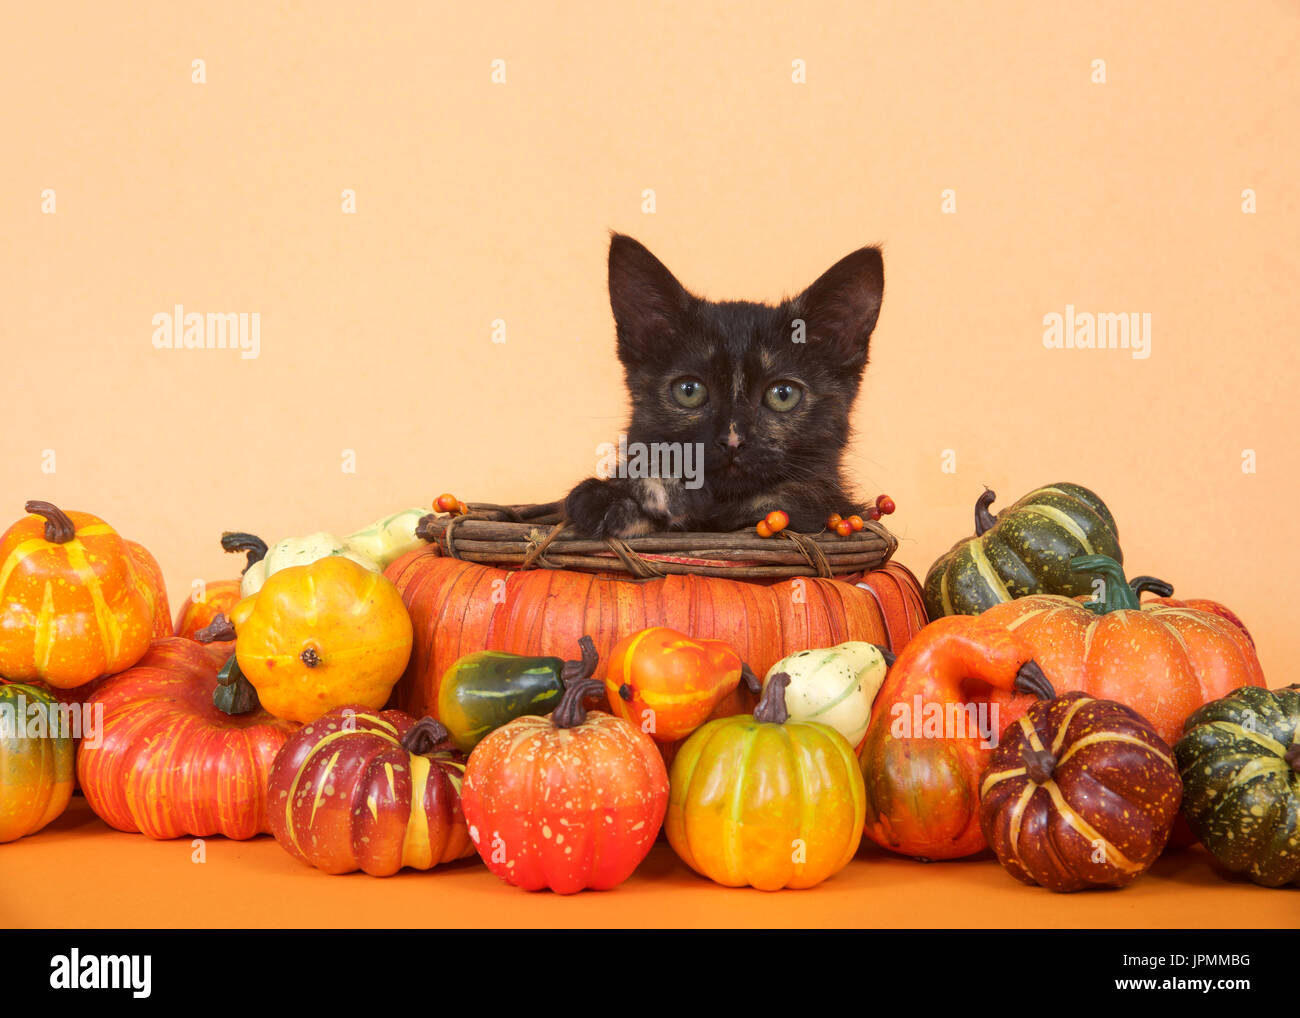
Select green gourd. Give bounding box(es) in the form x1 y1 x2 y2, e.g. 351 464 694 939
436 637 599 753
923 483 1122 618
1175 685 1300 888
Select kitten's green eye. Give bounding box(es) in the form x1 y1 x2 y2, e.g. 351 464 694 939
764 381 803 412
671 378 708 408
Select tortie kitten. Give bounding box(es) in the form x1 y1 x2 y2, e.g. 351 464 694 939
565 234 884 537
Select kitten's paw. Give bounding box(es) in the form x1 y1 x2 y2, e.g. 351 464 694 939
564 478 656 538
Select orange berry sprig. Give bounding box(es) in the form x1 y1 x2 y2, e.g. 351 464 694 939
755 510 789 538
828 495 896 535
434 493 471 516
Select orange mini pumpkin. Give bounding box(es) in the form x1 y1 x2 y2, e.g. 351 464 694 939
0 501 159 688
230 555 413 724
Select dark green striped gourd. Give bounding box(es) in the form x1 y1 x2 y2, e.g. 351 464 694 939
434 636 598 753
1175 685 1300 888
923 483 1122 619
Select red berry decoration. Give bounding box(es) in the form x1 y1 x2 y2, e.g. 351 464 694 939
434 493 458 513
867 507 882 522
764 510 789 534
834 520 853 537
460 677 669 894
756 521 774 538
846 515 864 532
875 495 896 515
827 513 843 529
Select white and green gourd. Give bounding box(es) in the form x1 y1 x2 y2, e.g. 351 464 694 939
761 641 895 748
231 507 429 598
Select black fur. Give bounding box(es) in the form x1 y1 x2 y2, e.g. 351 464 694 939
565 234 884 537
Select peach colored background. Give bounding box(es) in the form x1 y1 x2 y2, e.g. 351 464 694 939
3 0 1298 696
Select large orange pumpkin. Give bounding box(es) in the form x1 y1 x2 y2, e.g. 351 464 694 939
77 638 297 839
981 555 1265 747
125 539 172 640
0 502 160 688
386 549 928 721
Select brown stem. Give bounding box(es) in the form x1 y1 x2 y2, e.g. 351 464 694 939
1013 660 1055 700
1024 746 1057 784
974 488 998 536
754 672 791 725
553 678 605 729
872 644 896 667
1285 744 1300 773
195 613 236 643
220 531 269 574
25 501 76 543
740 662 761 695
300 647 321 667
559 635 599 685
402 717 452 755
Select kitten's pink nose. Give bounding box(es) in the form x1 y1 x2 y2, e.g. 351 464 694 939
719 424 745 451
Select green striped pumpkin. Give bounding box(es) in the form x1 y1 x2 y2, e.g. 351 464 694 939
1175 685 1300 888
923 483 1122 619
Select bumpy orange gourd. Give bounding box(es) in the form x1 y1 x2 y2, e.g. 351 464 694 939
0 501 159 688
667 673 866 890
605 627 751 743
231 555 413 724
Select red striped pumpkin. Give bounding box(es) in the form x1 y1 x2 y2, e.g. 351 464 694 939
77 638 297 839
980 692 1182 892
385 549 927 723
267 706 474 875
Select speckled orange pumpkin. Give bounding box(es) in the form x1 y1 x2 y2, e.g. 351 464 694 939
460 678 668 893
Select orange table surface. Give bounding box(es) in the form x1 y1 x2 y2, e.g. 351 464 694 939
3 799 1294 929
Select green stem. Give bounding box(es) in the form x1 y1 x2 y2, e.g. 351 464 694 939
1069 554 1140 613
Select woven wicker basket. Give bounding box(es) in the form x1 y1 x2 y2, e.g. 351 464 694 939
413 500 897 580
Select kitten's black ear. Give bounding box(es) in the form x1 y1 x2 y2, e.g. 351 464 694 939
608 234 691 365
793 246 884 370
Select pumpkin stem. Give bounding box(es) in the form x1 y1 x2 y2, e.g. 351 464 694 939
553 678 605 729
974 488 998 537
1013 660 1055 700
1127 574 1174 599
753 672 791 725
220 531 269 574
300 647 321 667
1285 745 1300 773
213 654 260 716
560 635 600 685
402 717 453 755
1023 746 1057 784
24 500 76 543
740 662 761 695
871 644 896 667
1070 555 1141 614
194 612 236 643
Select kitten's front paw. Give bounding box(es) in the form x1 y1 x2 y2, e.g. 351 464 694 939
564 477 655 538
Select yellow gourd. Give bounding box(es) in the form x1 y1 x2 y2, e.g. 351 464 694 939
230 556 413 724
